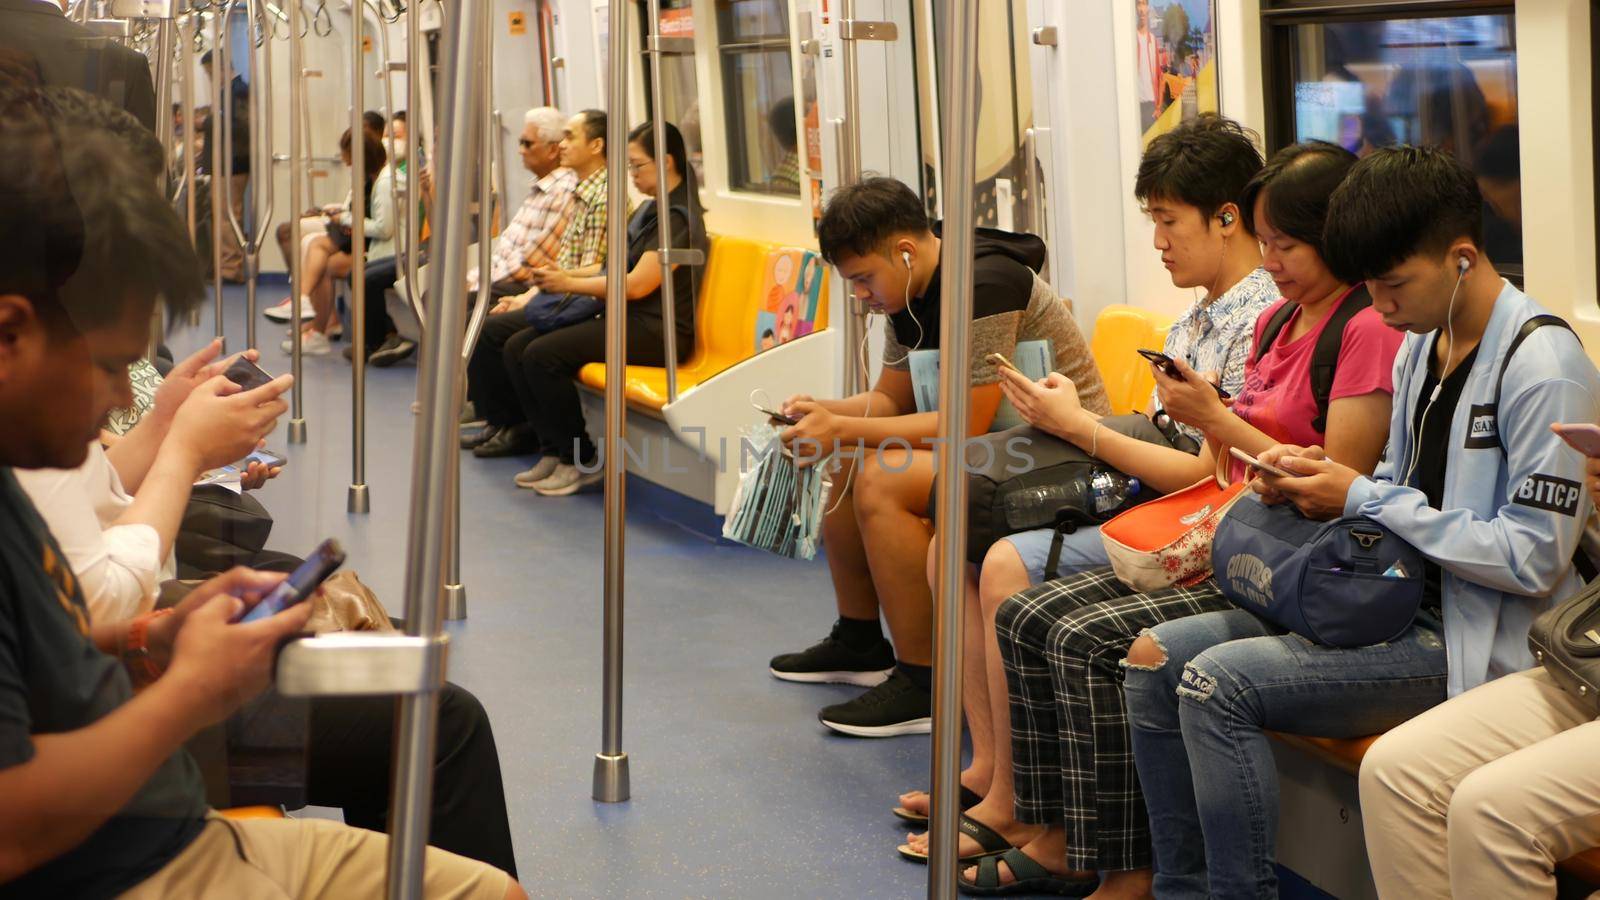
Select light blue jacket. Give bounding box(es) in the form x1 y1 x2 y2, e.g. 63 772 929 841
1343 281 1600 696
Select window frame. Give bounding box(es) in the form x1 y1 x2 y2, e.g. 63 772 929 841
1260 0 1523 284
713 0 799 197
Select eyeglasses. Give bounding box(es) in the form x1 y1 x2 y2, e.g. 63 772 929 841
626 160 653 172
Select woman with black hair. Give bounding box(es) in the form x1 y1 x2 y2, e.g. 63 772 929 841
508 120 707 496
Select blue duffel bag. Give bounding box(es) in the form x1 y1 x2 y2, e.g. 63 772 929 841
1211 492 1426 647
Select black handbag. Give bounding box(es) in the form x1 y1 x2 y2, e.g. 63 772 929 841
931 413 1173 566
1528 580 1600 715
174 484 274 578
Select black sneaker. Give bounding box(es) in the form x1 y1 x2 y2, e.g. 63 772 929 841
818 671 932 738
370 336 416 368
769 623 894 687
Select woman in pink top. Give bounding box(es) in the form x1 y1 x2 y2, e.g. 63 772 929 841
934 142 1403 896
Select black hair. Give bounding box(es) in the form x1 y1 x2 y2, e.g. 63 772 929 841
1133 113 1264 223
1476 126 1519 181
200 50 213 66
1239 140 1357 257
43 86 164 182
816 176 930 265
768 97 797 151
761 329 774 339
627 120 704 216
1324 144 1485 283
0 85 203 334
577 109 607 145
339 126 387 180
362 110 386 136
392 110 407 123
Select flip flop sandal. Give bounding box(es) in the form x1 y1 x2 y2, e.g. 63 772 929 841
896 814 1012 865
957 848 1101 897
891 784 983 824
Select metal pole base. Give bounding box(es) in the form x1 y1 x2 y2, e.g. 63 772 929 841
443 583 466 620
288 418 307 444
592 752 630 802
347 483 370 514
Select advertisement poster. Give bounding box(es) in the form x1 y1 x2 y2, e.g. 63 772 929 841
755 250 825 353
1135 0 1219 146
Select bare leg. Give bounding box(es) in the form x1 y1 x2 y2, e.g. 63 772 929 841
853 448 937 666
820 453 880 622
310 251 354 334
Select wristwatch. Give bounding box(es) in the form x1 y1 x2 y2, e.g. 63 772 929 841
121 608 175 687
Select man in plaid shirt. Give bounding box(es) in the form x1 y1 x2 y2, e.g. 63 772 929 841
464 109 613 459
465 107 579 296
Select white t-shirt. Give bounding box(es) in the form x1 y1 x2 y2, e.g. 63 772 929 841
1137 29 1158 104
15 441 169 623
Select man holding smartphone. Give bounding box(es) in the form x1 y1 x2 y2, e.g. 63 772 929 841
767 177 1109 736
0 87 519 899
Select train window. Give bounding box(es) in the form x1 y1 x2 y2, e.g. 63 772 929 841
1265 7 1522 274
715 0 800 196
640 0 705 180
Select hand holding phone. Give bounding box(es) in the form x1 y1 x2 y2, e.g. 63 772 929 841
223 356 275 391
755 405 800 427
1139 349 1231 400
236 538 345 623
1554 423 1600 457
986 352 1019 372
1230 446 1297 479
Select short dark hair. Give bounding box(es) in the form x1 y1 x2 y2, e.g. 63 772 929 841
1133 113 1264 222
44 86 164 182
0 86 203 333
577 109 607 145
816 176 929 265
1239 141 1357 258
339 126 387 177
392 110 407 123
768 97 797 151
1324 144 1485 283
362 110 386 135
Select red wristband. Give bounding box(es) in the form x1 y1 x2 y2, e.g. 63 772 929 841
123 608 175 687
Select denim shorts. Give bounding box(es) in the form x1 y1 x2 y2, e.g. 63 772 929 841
1001 525 1109 585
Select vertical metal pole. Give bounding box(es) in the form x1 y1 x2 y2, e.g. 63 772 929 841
927 0 979 894
401 5 423 327
643 0 679 404
150 17 177 358
348 0 370 513
593 0 630 805
209 10 228 350
836 0 866 396
286 0 307 444
243 0 275 351
389 0 482 895
182 13 201 327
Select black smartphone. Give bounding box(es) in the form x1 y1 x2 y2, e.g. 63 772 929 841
223 356 274 391
756 406 800 427
236 538 345 623
243 448 287 469
1136 348 1231 400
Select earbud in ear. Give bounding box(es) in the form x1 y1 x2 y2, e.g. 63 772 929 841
902 250 912 270
1458 255 1470 274
1220 211 1235 227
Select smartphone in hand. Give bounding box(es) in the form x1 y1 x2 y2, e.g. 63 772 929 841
223 357 274 391
236 538 345 623
1138 348 1231 400
755 405 800 427
1554 423 1600 457
986 352 1019 372
1230 446 1297 479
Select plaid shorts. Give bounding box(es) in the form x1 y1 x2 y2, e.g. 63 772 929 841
994 565 1230 871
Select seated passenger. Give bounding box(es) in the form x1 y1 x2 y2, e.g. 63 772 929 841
506 120 704 495
962 142 1401 895
1124 145 1600 898
0 87 520 899
1357 453 1600 899
895 114 1278 842
280 127 390 355
460 107 593 457
768 176 1109 737
356 116 419 366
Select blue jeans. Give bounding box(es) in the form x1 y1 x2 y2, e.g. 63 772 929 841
1001 524 1108 585
1123 609 1448 899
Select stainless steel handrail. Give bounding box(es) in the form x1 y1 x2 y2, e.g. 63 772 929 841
593 0 629 805
181 11 199 325
148 13 178 357
834 0 867 396
400 4 424 328
209 10 227 349
221 0 273 350
644 0 681 403
927 2 979 893
389 0 482 891
286 0 307 443
347 0 370 513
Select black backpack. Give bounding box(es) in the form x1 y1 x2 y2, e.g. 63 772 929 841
1252 284 1373 434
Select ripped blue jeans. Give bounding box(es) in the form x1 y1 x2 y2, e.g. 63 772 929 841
1123 609 1447 900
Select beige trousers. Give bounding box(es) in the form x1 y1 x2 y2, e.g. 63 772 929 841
1359 667 1600 899
119 813 512 899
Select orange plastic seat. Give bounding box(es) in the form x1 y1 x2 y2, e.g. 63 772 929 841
1090 304 1173 415
579 236 830 410
219 805 285 820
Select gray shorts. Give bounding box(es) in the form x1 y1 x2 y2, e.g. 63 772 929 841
1001 524 1109 585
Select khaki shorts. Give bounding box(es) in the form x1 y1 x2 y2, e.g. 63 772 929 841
119 812 512 899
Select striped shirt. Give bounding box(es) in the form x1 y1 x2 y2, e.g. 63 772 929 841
557 167 611 272
1154 266 1279 443
469 166 578 291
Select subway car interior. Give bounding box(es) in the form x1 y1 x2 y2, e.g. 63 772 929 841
5 0 1600 896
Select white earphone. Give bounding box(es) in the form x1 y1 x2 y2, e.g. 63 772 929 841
1400 252 1472 484
902 249 912 269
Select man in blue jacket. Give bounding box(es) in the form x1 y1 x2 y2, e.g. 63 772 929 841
1116 145 1600 898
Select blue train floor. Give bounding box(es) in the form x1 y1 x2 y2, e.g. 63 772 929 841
167 283 1332 898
